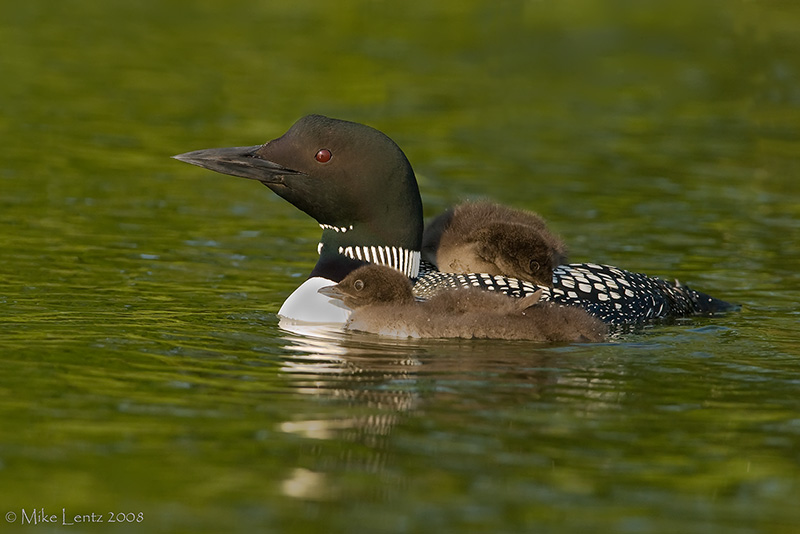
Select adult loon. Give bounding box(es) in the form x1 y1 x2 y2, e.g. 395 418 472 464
174 114 423 323
173 114 736 325
319 264 607 342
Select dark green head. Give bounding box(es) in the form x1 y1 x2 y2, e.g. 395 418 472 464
174 115 424 252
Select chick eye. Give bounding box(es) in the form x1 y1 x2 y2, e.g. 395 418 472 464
529 260 540 272
354 279 364 291
315 149 332 163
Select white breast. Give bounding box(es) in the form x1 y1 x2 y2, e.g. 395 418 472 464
278 277 352 324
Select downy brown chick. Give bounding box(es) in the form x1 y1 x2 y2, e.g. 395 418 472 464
319 264 607 342
421 201 567 286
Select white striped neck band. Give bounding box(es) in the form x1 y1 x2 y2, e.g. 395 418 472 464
319 223 353 233
316 242 421 278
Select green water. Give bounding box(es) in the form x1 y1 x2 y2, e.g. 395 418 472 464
2 0 800 532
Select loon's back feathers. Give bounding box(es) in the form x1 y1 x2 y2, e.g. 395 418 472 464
422 201 568 287
413 263 737 325
320 265 607 342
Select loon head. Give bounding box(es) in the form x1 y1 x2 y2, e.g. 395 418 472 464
317 264 416 308
174 115 424 280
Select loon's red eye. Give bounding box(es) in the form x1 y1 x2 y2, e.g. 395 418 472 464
315 149 332 163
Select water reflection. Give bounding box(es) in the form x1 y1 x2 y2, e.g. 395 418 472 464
281 468 328 500
275 316 621 404
273 318 623 500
